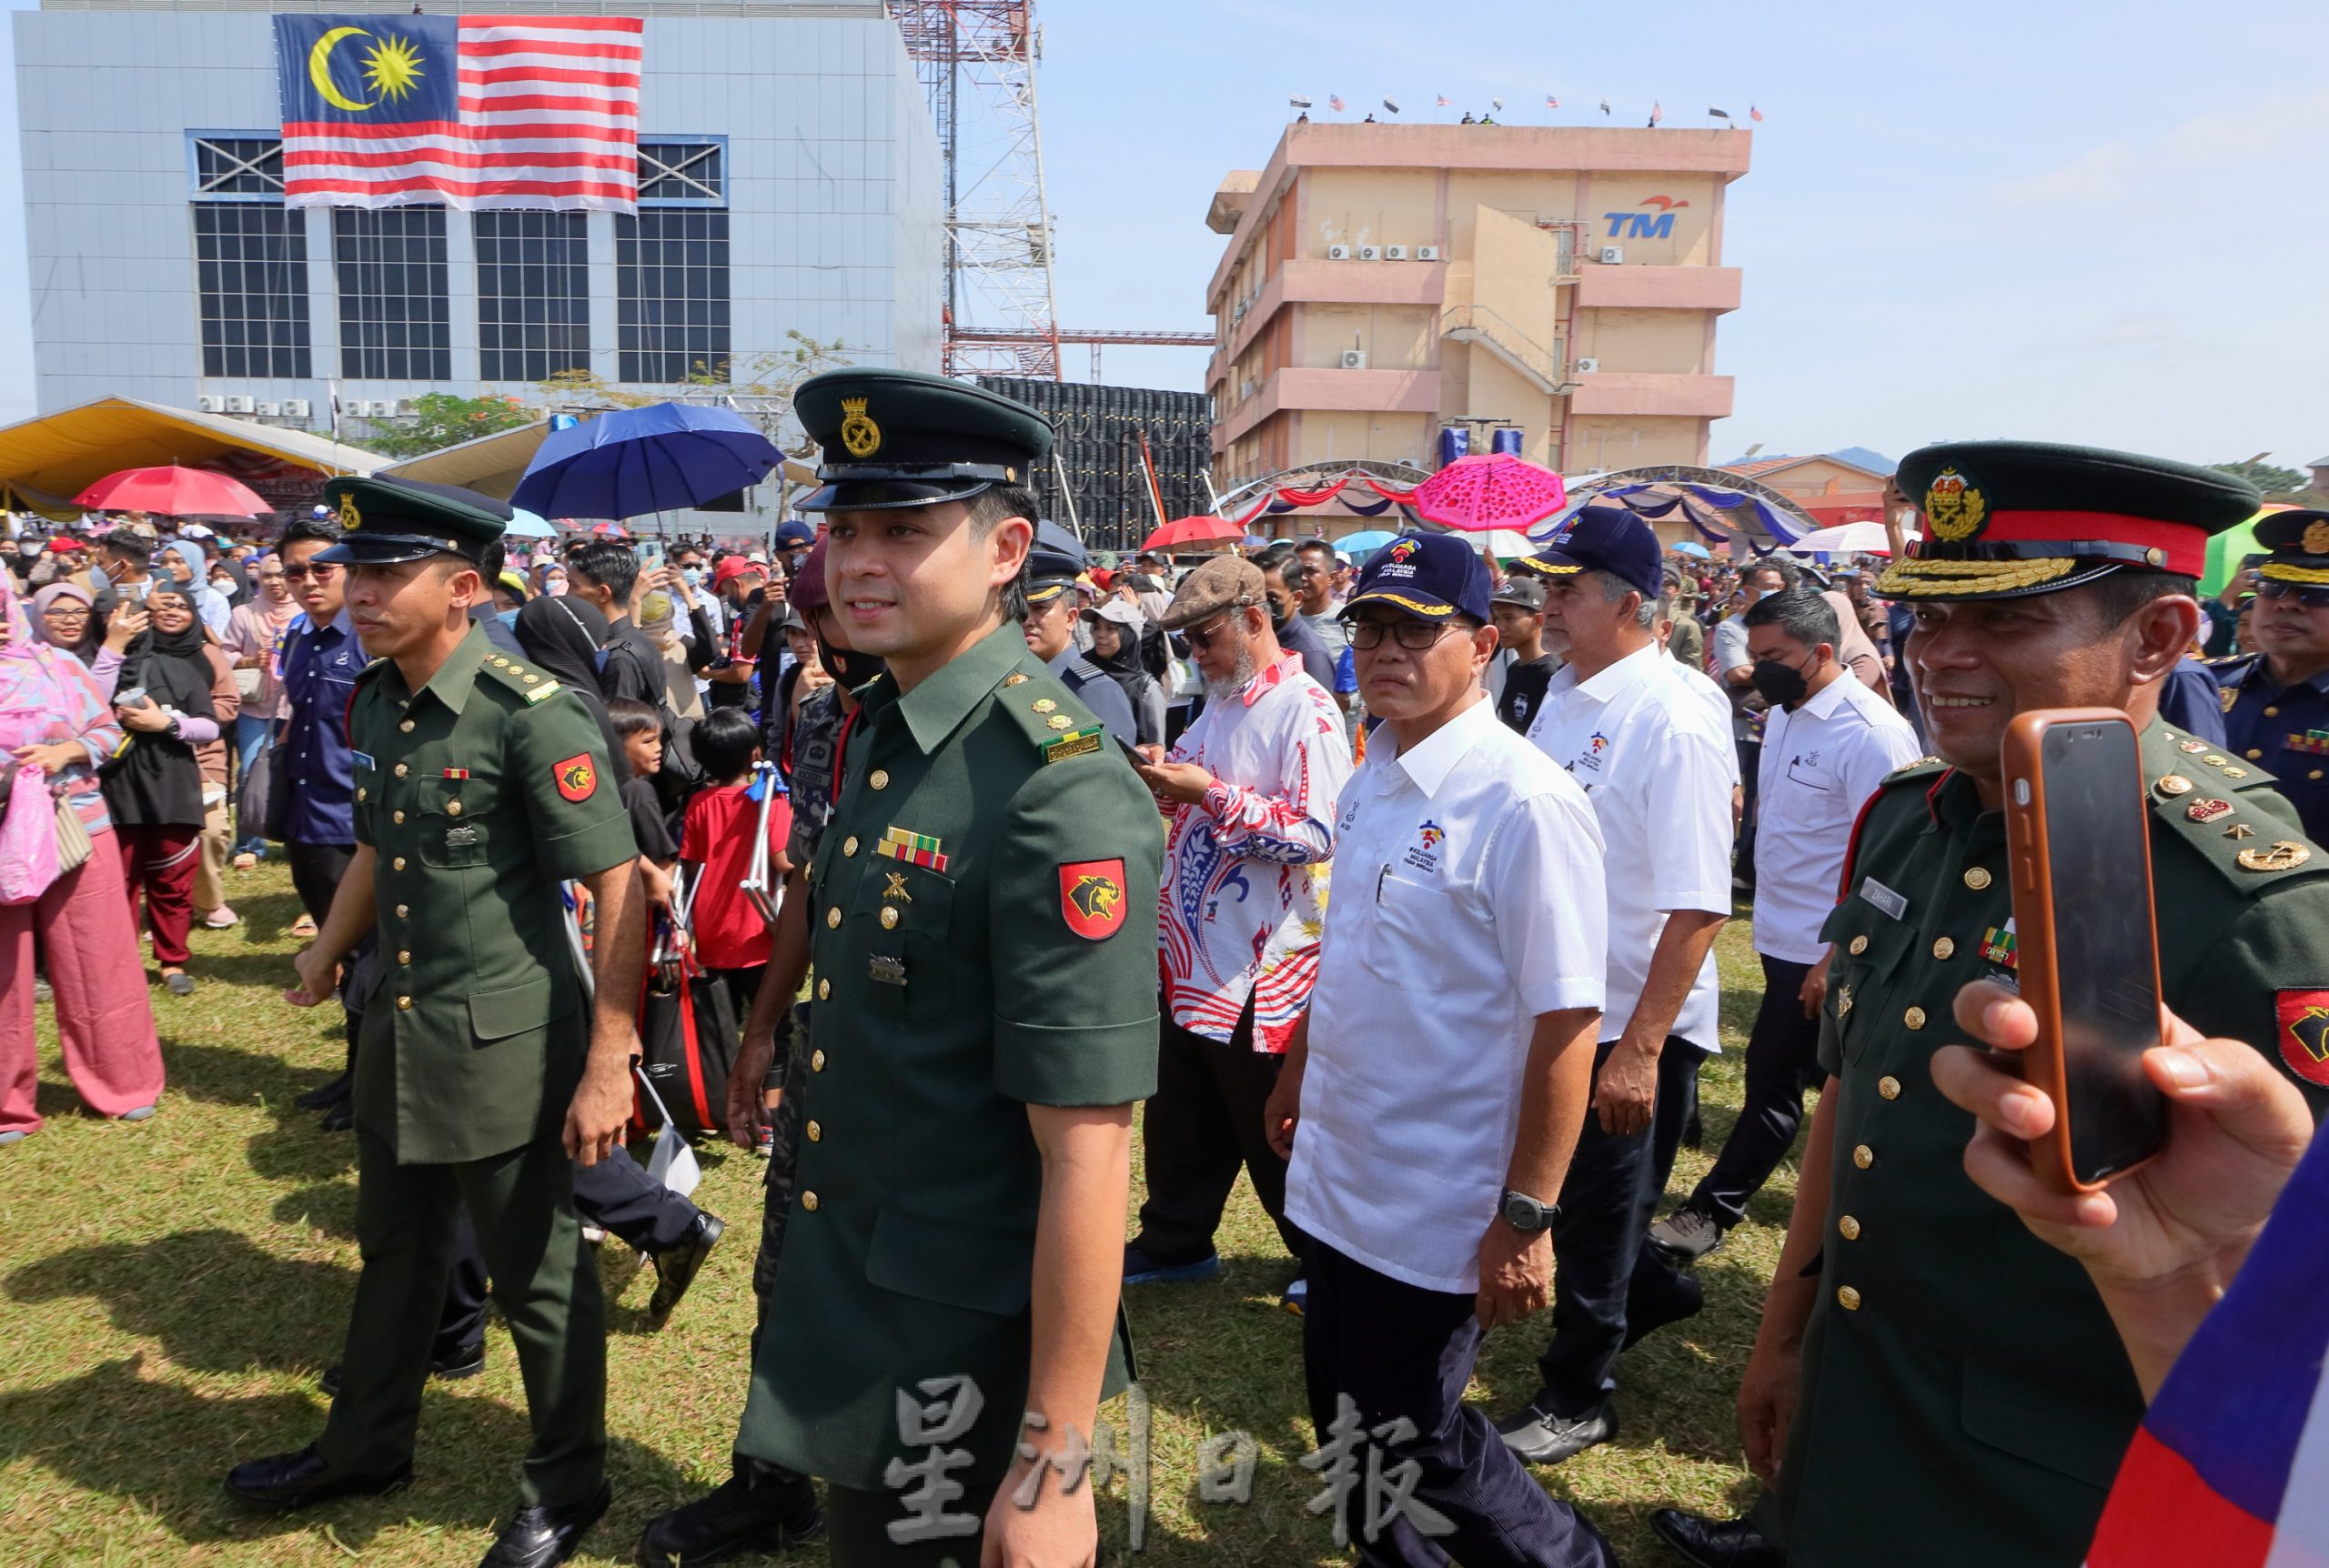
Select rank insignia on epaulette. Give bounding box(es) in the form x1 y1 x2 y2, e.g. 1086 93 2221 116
2237 840 2311 872
523 679 561 705
1981 923 2018 969
1043 724 1104 765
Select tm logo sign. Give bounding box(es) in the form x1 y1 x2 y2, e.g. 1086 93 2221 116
1603 195 1689 239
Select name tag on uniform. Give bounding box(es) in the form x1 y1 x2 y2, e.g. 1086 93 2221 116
352 750 374 771
867 954 907 987
446 826 479 848
1859 877 1909 920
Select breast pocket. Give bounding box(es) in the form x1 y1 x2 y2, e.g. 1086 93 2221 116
853 859 957 1020
417 775 494 869
1819 904 1914 1066
1360 869 1460 990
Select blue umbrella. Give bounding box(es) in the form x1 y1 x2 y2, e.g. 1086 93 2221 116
505 508 555 538
1336 528 1399 555
513 402 782 521
1669 539 1711 559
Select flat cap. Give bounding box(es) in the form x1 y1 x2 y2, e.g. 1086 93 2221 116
2254 509 2329 585
1024 519 1087 607
1159 556 1265 631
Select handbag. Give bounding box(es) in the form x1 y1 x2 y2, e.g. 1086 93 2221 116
53 792 93 874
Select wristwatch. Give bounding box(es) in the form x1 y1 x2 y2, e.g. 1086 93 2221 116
1498 1189 1559 1233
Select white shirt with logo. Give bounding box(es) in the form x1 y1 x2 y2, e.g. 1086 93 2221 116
1288 697 1607 1293
1526 642 1734 1050
1751 672 1922 963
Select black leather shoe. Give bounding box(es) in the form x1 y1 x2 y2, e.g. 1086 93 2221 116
296 1072 351 1111
481 1482 610 1568
1624 1265 1706 1351
319 1345 486 1400
635 1458 822 1567
1493 1396 1617 1464
318 1102 355 1133
647 1211 726 1325
224 1443 411 1513
1649 1509 1785 1568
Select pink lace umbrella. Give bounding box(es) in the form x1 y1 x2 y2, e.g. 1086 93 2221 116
1409 453 1568 533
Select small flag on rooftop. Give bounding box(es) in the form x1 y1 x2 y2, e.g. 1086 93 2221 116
1648 100 1663 126
1290 94 1313 108
1437 95 1451 107
1709 105 1731 118
1750 105 1765 122
1546 94 1560 108
1329 95 1345 111
1383 97 1400 114
1598 96 1611 115
1491 97 1503 111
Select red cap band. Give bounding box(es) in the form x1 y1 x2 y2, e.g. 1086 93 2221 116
1971 509 2204 577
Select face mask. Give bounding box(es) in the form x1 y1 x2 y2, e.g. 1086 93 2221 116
682 567 703 587
546 578 568 597
817 636 887 689
1749 655 1812 709
498 608 520 629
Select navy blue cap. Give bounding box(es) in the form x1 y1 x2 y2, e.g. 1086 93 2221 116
772 518 816 549
1342 532 1493 622
1024 519 1086 605
1524 503 1662 599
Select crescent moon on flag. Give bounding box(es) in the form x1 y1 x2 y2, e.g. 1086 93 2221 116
308 25 374 112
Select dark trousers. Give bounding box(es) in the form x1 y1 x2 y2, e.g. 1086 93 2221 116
287 839 375 1064
1734 738 1760 887
320 1126 606 1506
1538 1036 1703 1415
1306 1241 1615 1568
822 1475 1005 1567
1131 995 1308 1266
1686 954 1822 1228
116 823 198 968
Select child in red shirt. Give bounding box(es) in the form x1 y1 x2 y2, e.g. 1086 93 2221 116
680 708 792 1019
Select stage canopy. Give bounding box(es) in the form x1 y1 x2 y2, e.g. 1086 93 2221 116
0 396 386 518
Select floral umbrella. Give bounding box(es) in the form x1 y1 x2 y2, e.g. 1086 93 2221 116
1409 453 1568 533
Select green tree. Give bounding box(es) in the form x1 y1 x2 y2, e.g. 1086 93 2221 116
2211 459 2310 499
361 393 536 458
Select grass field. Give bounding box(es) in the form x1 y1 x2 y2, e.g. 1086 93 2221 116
1 863 1800 1565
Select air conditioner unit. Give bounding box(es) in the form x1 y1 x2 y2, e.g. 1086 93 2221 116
256 401 281 417
1416 245 1441 260
1572 357 1601 374
394 399 418 417
283 398 311 418
1356 245 1381 261
1598 246 1625 265
196 395 225 414
1339 349 1368 370
1384 245 1408 260
224 395 255 414
1326 244 1351 260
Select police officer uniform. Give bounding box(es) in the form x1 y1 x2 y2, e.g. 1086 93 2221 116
1707 445 2329 1568
1025 518 1138 746
2215 508 2329 841
225 477 640 1566
728 371 1162 1562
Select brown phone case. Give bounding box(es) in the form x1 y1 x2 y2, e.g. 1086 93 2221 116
1999 707 2167 1194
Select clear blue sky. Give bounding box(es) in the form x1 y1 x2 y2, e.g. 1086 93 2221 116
0 0 2321 471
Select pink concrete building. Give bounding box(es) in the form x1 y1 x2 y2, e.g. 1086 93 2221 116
1205 124 1750 516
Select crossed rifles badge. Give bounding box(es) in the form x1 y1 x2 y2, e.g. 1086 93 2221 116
840 395 882 459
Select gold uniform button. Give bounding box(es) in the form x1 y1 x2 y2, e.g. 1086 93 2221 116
801 1191 819 1212
1853 1143 1874 1169
880 907 900 930
447 800 463 817
392 857 407 871
1879 1075 1901 1100
398 719 415 733
2313 771 2325 782
1839 1214 1862 1241
395 903 408 919
869 769 890 790
398 950 411 965
817 978 831 1000
1849 935 1869 955
806 1120 822 1142
1963 866 1991 890
826 906 842 929
393 809 406 824
1837 1285 1862 1312
2264 707 2280 719
394 762 409 779
2247 749 2264 761
1932 937 1955 960
812 1050 827 1071
356 787 367 803
1904 1006 1927 1030
843 836 859 857
396 995 413 1010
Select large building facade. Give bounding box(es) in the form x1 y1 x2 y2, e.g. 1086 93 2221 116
14 0 943 437
1205 124 1749 494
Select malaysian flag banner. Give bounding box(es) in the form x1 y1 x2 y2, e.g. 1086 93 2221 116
274 13 643 211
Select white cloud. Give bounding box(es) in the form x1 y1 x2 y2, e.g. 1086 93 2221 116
1989 88 2329 212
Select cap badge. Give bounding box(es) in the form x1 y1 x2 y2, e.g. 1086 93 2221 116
840 396 882 459
1386 538 1419 562
2304 519 2329 556
1924 466 1987 543
338 496 362 531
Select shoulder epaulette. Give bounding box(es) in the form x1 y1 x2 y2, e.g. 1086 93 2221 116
1065 656 1105 683
478 652 563 705
998 665 1104 764
2149 732 2326 893
352 656 390 685
1879 755 1949 787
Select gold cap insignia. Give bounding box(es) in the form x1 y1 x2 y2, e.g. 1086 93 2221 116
840 396 882 459
338 496 362 530
1924 466 1987 543
2304 519 2329 556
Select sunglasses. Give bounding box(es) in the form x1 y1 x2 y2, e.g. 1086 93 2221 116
1349 618 1460 651
1181 603 1255 651
2256 578 2329 609
280 562 341 582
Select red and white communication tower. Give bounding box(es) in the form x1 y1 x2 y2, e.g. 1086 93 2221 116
891 2 1064 379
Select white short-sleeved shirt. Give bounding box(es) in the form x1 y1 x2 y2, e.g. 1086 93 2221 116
1526 642 1734 1050
1287 696 1607 1294
1751 671 1923 962
1669 651 1739 749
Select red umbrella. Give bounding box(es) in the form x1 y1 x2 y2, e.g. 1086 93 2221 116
1409 453 1568 533
75 464 272 518
1139 515 1240 553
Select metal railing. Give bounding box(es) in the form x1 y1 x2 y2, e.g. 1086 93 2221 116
1438 305 1567 394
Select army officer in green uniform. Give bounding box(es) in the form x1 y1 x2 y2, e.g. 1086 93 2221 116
1652 443 2329 1568
226 477 647 1568
636 370 1161 1568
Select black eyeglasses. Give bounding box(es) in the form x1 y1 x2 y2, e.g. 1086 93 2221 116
1349 618 1460 651
2257 579 2329 609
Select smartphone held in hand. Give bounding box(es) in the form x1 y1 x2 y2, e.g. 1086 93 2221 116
2000 708 2170 1192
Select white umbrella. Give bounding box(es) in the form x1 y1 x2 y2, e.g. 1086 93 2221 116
1790 519 1899 557
506 508 556 538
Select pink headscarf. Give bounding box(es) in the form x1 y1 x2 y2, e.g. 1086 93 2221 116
30 580 93 649
0 574 112 757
